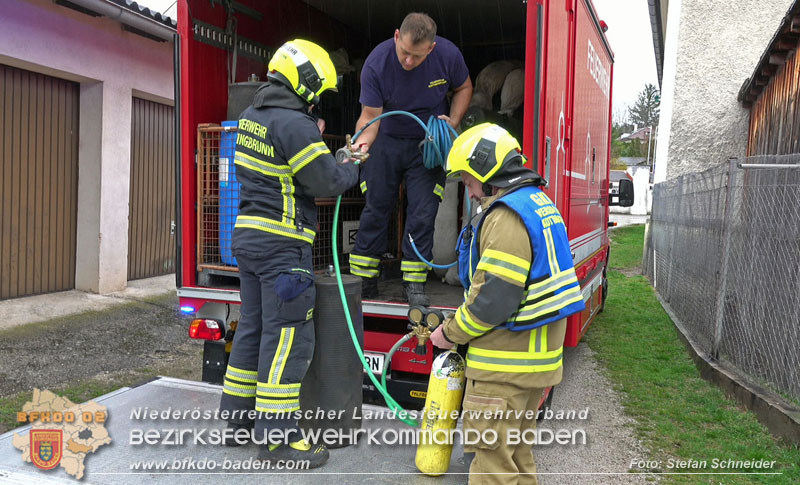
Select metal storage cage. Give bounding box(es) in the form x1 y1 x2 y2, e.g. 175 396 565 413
196 125 402 280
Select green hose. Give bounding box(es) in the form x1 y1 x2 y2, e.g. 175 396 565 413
382 333 413 390
332 198 419 427
331 111 456 428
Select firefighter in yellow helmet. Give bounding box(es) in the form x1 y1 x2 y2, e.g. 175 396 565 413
219 39 357 468
430 123 585 484
267 39 339 105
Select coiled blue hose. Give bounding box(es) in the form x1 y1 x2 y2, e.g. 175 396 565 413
352 111 458 169
422 116 459 169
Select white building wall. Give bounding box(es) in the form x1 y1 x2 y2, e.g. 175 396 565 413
655 0 792 182
0 0 174 294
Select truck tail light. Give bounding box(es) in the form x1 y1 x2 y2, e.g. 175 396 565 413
189 319 224 340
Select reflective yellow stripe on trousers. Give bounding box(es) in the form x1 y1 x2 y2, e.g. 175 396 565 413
256 328 300 413
222 364 258 398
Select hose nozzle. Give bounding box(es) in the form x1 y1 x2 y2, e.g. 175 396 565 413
335 134 370 164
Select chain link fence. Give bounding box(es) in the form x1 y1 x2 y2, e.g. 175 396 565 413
644 154 800 403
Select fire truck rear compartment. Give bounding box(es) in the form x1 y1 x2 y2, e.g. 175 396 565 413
192 0 527 310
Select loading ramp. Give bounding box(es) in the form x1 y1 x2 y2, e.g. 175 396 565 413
0 377 469 484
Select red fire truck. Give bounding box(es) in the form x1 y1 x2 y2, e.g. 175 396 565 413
176 0 632 407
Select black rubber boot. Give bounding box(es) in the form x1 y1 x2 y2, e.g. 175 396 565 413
222 421 254 447
403 282 430 307
361 277 379 299
258 439 330 469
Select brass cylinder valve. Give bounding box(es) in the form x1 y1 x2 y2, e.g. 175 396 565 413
407 306 445 355
335 134 370 164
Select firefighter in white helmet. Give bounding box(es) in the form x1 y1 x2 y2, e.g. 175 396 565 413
430 123 585 484
218 39 357 468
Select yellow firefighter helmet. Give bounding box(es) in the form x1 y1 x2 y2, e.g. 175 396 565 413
445 123 522 183
267 39 338 105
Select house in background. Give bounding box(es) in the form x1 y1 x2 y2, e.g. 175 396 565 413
0 0 177 300
619 126 652 143
618 156 647 167
609 170 633 185
648 0 794 183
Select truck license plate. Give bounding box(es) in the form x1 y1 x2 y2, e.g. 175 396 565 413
363 352 385 375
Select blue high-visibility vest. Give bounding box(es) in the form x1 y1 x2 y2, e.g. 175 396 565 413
458 185 585 331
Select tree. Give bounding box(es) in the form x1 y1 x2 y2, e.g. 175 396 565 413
612 106 631 130
627 83 660 128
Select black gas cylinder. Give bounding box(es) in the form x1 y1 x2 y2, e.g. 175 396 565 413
299 274 363 448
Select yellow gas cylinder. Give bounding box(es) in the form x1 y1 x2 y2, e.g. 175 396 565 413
415 349 466 476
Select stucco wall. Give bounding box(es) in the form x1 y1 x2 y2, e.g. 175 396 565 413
0 0 174 293
657 0 792 181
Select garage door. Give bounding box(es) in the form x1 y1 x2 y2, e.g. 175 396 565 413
127 97 176 280
0 64 79 300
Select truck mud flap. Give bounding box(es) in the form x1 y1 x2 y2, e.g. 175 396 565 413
202 340 228 384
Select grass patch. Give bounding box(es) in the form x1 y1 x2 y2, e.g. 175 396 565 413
608 224 646 271
586 224 800 484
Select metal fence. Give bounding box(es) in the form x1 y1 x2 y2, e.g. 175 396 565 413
644 154 800 402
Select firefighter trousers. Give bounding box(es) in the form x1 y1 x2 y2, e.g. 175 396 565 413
219 243 315 442
462 379 545 485
350 133 445 283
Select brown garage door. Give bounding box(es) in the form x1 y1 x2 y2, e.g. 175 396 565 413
128 97 176 280
0 64 79 300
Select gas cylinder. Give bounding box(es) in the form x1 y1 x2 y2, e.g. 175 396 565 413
415 349 466 476
299 274 363 447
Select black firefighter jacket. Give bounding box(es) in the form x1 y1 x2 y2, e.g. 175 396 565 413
231 82 358 255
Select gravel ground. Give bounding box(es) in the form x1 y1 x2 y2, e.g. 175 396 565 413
0 293 203 399
535 343 655 484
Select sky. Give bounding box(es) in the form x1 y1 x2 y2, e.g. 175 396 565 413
138 0 657 115
592 0 660 118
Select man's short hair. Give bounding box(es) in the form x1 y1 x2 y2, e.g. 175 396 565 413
399 13 437 45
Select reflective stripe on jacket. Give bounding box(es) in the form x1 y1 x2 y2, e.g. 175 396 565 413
232 82 358 251
461 185 585 331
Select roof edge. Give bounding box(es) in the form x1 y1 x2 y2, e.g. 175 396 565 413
107 0 176 29
62 0 176 42
648 0 665 89
738 0 800 107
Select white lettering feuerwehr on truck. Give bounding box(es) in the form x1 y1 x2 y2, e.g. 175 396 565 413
587 39 610 99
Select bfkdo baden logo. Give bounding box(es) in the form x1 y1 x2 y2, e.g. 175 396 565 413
12 389 111 480
31 429 63 470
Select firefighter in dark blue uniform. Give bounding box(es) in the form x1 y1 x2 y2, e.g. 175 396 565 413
348 13 473 306
219 39 358 468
